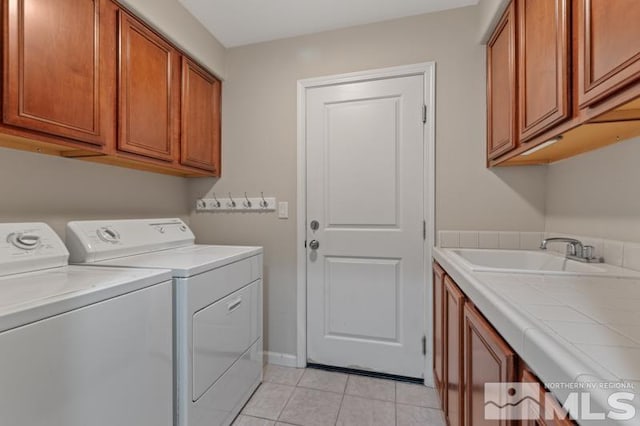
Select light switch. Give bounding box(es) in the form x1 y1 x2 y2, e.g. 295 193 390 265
278 202 289 219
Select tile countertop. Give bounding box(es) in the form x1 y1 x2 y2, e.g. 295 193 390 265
433 247 640 426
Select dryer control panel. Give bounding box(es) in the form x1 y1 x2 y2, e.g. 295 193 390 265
0 223 69 276
66 218 195 263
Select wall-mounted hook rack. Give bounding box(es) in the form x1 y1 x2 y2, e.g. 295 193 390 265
195 194 276 212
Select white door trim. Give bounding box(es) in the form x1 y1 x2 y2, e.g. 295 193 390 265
296 62 436 384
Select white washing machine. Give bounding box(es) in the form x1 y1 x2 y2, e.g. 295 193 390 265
0 222 173 426
66 218 263 426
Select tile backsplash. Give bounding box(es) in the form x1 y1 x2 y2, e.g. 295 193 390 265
438 231 542 250
437 230 640 271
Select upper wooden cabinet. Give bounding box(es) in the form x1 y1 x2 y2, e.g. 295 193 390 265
3 0 115 147
180 58 221 174
487 1 517 160
488 0 640 166
577 0 640 108
0 0 222 177
518 0 570 142
117 10 180 163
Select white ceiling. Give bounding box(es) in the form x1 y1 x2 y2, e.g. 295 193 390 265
178 0 479 47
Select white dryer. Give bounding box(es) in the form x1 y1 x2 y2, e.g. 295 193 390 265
66 218 263 426
0 223 173 426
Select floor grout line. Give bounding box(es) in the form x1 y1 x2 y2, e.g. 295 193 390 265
394 382 398 426
275 382 299 423
334 379 347 426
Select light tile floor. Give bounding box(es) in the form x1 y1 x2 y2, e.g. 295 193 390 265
233 365 446 426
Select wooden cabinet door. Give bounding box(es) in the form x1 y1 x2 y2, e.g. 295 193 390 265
518 0 570 142
521 368 573 426
487 1 517 160
463 303 516 426
181 58 221 174
118 10 179 162
3 0 115 146
578 0 640 107
433 262 446 404
445 276 465 426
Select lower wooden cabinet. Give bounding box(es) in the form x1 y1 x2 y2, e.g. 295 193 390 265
463 302 517 426
521 368 573 426
433 261 573 426
433 262 446 402
445 276 466 426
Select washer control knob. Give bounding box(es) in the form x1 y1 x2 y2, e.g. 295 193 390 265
7 233 42 250
97 227 120 243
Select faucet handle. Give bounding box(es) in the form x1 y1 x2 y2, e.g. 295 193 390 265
565 244 576 256
583 245 594 259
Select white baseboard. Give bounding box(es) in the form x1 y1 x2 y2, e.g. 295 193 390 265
264 351 300 368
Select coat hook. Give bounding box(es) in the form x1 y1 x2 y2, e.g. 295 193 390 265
228 192 236 208
260 192 269 208
243 192 252 208
212 193 221 208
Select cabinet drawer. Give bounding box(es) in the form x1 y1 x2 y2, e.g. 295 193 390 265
192 280 260 402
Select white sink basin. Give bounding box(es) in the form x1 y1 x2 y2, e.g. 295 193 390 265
449 249 640 277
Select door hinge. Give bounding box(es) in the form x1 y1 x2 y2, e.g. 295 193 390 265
422 104 427 124
422 220 426 241
304 240 307 248
422 335 427 356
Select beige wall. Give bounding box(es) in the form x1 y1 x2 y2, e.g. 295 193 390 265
0 147 190 239
188 5 547 358
545 136 640 242
119 0 227 78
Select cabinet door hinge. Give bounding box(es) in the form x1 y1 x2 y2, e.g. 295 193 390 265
422 335 427 356
304 240 307 248
422 220 426 241
422 104 427 124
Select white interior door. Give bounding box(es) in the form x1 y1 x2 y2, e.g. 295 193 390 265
306 72 426 378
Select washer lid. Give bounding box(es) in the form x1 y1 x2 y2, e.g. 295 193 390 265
0 223 69 277
0 265 172 332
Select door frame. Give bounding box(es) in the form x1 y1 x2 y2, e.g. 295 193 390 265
296 62 436 385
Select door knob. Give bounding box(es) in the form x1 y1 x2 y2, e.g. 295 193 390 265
309 240 320 250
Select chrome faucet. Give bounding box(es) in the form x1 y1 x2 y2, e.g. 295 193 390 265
540 237 603 263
